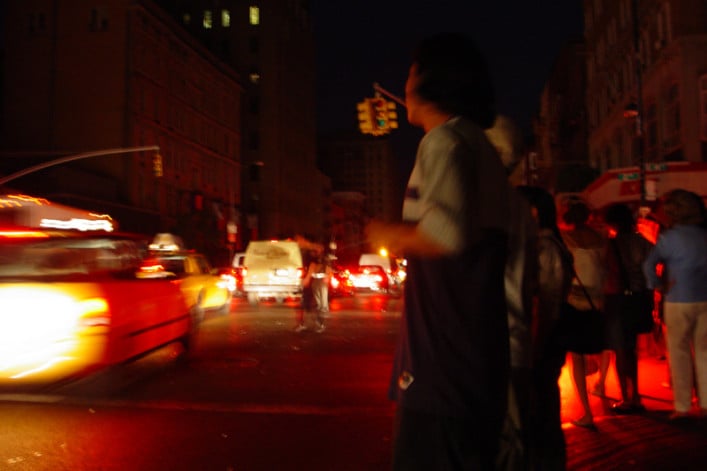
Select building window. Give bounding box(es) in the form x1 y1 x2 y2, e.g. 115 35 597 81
249 36 259 54
700 75 707 141
203 10 213 29
664 83 680 151
89 8 109 32
28 12 48 34
249 131 260 151
249 71 261 84
249 96 260 115
182 13 191 25
221 9 231 27
249 6 260 25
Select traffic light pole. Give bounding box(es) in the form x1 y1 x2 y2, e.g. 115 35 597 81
0 145 160 187
373 83 406 108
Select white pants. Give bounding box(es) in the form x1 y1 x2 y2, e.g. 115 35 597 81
664 301 707 412
312 279 329 313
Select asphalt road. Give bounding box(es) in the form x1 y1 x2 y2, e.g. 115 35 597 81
2 295 706 470
0 295 402 471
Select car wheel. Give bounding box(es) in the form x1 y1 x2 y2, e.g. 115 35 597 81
178 314 199 362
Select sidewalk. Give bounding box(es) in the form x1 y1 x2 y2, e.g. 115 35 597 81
559 353 707 470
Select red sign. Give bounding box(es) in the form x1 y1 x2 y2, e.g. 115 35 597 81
619 180 641 196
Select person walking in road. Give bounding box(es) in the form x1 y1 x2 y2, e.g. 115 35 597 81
366 32 513 470
308 247 332 332
603 203 654 414
643 189 707 419
294 235 328 333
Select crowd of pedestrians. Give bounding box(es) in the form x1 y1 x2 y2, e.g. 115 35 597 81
354 31 707 471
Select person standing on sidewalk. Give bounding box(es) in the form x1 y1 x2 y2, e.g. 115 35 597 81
603 203 654 414
561 201 608 429
643 189 707 419
516 186 573 470
366 32 513 470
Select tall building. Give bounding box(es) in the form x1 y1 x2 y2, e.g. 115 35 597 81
156 0 329 243
0 0 243 263
534 39 593 193
582 0 707 206
318 131 400 224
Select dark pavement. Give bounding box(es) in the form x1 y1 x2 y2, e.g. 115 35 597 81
560 341 707 470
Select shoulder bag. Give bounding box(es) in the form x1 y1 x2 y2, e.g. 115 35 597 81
557 268 605 355
610 238 655 334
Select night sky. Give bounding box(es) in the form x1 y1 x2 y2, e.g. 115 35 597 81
311 0 584 165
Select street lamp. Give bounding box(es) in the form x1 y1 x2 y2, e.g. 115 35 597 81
0 146 160 187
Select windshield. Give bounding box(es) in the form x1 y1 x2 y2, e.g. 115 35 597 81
0 237 145 279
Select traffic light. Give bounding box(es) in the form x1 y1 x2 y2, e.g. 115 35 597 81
357 99 374 134
386 101 398 130
358 97 398 136
371 98 388 132
153 153 163 177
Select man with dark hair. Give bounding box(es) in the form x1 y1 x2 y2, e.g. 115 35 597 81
644 189 707 419
366 32 513 469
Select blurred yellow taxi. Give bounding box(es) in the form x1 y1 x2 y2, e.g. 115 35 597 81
0 228 192 383
140 234 232 319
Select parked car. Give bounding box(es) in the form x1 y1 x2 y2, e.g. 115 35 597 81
140 248 232 319
0 228 193 383
242 240 304 304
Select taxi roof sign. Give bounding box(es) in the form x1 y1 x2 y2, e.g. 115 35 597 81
149 233 185 252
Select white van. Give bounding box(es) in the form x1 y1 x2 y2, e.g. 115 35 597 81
242 240 304 304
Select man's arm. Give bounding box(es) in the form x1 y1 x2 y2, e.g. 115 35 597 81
365 220 450 257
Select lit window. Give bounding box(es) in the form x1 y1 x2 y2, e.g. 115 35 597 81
182 13 191 25
221 9 231 27
249 6 260 25
249 72 261 84
203 10 213 29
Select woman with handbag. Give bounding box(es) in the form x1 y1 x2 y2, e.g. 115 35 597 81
517 186 574 470
561 201 608 429
603 203 654 414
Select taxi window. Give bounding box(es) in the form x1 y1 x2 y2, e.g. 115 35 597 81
158 258 187 276
195 255 211 274
0 237 144 279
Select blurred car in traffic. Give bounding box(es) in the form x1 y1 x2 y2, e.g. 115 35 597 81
348 265 391 294
229 251 247 297
242 240 304 304
359 252 404 293
0 228 193 383
328 264 354 297
141 243 232 319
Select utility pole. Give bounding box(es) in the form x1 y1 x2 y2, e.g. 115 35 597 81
631 0 646 207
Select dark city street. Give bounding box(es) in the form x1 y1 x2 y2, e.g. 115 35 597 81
0 296 705 470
